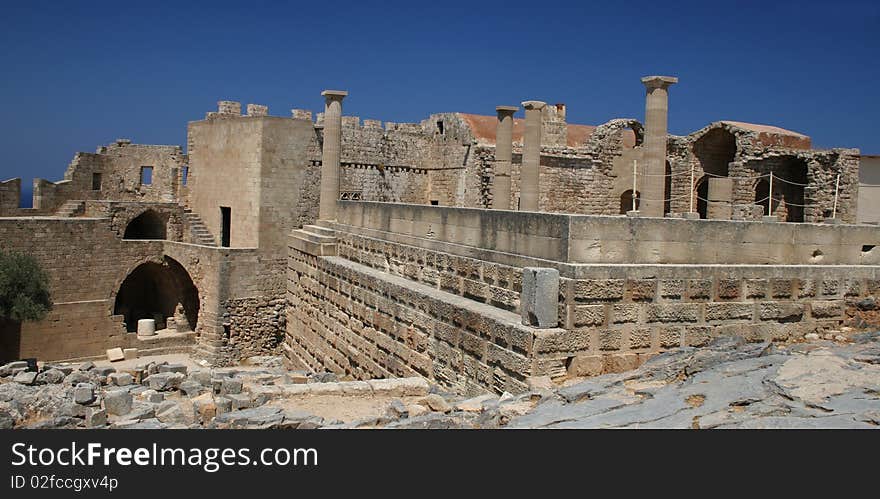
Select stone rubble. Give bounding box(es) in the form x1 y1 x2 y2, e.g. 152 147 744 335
2 334 879 429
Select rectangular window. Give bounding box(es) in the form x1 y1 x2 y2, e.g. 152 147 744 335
430 200 439 206
140 166 153 185
182 165 189 186
220 206 231 247
92 172 102 191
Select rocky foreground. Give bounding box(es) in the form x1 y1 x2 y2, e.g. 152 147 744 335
2 333 879 429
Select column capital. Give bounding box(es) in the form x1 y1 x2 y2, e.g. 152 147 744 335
641 76 678 90
496 105 518 116
321 89 348 102
521 100 546 111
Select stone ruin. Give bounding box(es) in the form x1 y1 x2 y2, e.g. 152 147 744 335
0 75 877 403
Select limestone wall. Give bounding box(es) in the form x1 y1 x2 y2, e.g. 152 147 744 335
0 217 163 360
32 141 186 214
335 201 880 266
0 178 21 215
287 201 880 393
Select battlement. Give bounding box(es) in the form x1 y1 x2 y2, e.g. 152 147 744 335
292 109 313 121
246 103 269 117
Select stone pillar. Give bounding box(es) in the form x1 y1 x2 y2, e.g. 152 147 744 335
318 90 348 221
493 106 518 210
707 177 733 220
520 100 546 211
521 268 559 328
640 76 678 217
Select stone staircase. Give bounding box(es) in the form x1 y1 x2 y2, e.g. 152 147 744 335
183 207 216 246
291 222 337 256
55 200 85 217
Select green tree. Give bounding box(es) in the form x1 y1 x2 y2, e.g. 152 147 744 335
0 250 52 323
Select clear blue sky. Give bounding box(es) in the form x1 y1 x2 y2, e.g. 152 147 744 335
1 0 878 206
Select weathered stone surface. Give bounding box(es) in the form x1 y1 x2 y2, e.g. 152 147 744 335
143 372 185 391
108 372 133 386
35 369 65 385
13 371 38 385
73 383 96 405
103 390 133 416
521 267 560 328
85 408 107 427
419 394 452 413
106 348 125 362
158 363 188 375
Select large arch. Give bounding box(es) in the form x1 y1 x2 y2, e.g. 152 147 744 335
123 209 167 240
113 256 199 333
694 128 736 178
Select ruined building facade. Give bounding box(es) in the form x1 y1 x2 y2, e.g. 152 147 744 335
0 77 875 395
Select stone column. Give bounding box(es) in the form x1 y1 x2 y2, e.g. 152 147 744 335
640 76 678 217
318 90 348 221
520 100 546 211
707 177 733 220
493 106 518 210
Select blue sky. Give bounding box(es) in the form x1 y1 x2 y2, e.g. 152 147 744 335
1 1 878 205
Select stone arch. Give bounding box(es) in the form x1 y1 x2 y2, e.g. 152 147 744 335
620 190 640 214
123 209 167 240
113 256 199 333
589 119 645 150
694 128 736 178
695 176 709 219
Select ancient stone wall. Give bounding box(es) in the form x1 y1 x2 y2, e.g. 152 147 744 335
32 141 186 214
287 201 880 393
0 217 164 360
286 249 539 396
0 178 21 215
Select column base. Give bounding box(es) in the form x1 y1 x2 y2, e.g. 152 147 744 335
682 212 700 220
625 210 640 217
762 215 780 223
823 218 841 225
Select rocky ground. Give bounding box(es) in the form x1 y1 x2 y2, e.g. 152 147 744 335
2 333 879 429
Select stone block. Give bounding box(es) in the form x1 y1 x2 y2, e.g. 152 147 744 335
821 280 840 297
811 300 843 319
598 329 622 351
659 279 684 299
659 327 683 348
572 305 605 327
137 319 156 336
574 279 624 301
759 302 804 322
771 279 793 298
123 348 139 360
367 377 430 397
687 279 712 300
220 378 243 395
85 408 107 428
603 353 639 373
716 279 741 300
106 348 125 362
629 328 652 349
108 372 133 386
567 355 604 377
158 363 188 375
705 303 753 322
685 327 712 347
13 371 37 385
744 279 768 299
521 267 560 328
74 383 96 405
612 304 640 324
645 304 699 323
103 390 133 416
627 279 657 301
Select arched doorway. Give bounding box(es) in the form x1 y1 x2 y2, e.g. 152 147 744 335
620 190 640 214
694 128 737 219
113 257 199 333
776 157 808 222
124 210 167 240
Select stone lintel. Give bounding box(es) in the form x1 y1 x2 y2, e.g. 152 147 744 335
521 100 546 111
321 90 349 100
641 75 679 90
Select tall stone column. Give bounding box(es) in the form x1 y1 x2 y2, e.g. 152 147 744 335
318 90 348 221
640 76 678 217
493 105 518 210
520 100 546 212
